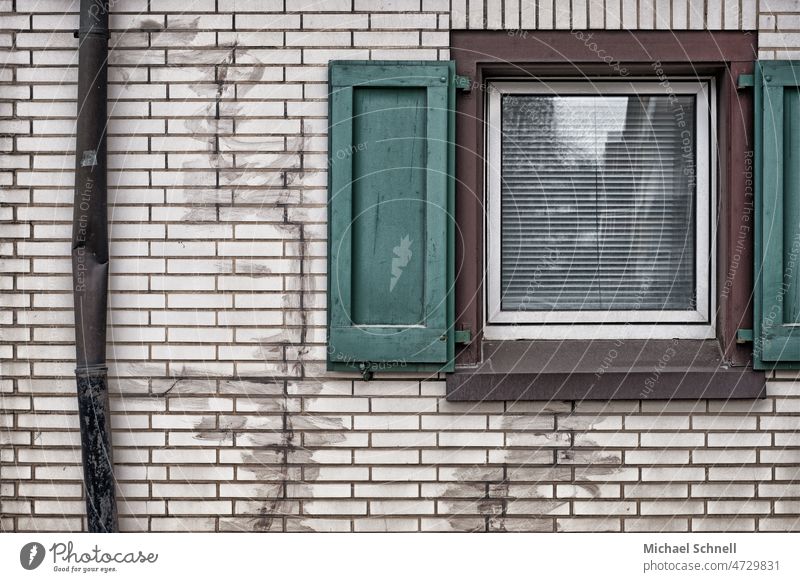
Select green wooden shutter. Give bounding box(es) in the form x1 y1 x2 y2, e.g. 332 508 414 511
327 61 456 374
755 61 800 369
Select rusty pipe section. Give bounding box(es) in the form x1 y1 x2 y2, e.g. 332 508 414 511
72 0 118 533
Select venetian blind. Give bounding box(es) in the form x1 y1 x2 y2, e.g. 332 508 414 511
500 94 697 312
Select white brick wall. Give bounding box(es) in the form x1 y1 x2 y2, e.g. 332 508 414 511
2 0 800 532
452 0 764 30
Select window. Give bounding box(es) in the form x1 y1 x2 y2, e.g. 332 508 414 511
446 30 766 400
322 34 788 398
486 80 715 340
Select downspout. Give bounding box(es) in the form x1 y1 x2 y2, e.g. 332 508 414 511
72 0 118 533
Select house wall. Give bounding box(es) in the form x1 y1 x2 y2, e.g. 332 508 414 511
2 0 800 532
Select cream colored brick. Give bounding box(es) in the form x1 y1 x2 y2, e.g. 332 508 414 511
724 0 739 29
625 449 690 465
588 0 604 28
451 0 467 28
468 0 485 29
570 0 587 28
762 0 800 11
486 0 503 28
640 0 655 28
692 518 755 532
505 0 521 28
709 466 771 481
539 0 555 29
759 483 800 498
605 0 621 29
575 501 636 515
642 467 705 481
625 483 688 497
691 483 755 498
354 518 418 532
641 500 704 515
626 517 688 531
558 517 621 532
692 415 757 430
692 449 757 464
706 0 723 29
372 13 438 28
303 501 367 515
519 0 534 28
760 518 800 532
689 0 704 29
626 415 689 430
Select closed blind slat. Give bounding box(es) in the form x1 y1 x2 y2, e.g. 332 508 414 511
500 94 697 312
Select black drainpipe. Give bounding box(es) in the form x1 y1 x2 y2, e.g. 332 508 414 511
72 0 118 533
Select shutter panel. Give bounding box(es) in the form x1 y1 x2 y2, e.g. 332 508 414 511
327 61 455 373
755 61 800 369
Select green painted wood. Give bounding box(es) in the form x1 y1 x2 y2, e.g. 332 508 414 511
351 86 427 325
423 80 450 334
454 329 472 344
327 61 456 373
330 328 447 364
785 88 800 324
329 86 353 330
754 61 800 368
761 83 786 362
755 61 764 368
330 62 452 88
762 62 800 86
445 60 456 372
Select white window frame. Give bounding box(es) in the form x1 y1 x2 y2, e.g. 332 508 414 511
485 79 717 341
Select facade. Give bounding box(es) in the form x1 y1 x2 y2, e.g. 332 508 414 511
2 0 800 533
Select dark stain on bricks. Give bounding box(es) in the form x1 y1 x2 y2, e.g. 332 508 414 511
253 381 295 532
484 467 509 532
191 379 344 531
137 18 164 30
286 214 310 377
215 42 236 121
235 261 273 275
439 466 510 532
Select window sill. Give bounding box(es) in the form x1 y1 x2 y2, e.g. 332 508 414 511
446 340 766 401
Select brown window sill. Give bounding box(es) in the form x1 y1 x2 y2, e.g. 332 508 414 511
446 340 766 401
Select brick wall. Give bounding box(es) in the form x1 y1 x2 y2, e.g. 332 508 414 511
1 0 800 532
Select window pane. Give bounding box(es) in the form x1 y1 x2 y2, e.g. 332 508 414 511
500 93 697 312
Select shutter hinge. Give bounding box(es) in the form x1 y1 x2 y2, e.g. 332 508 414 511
454 329 472 344
454 75 472 92
737 329 754 344
737 74 754 89
358 362 374 381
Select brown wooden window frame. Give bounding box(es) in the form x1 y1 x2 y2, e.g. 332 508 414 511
447 30 765 401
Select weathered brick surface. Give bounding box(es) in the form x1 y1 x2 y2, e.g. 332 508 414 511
2 1 800 532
